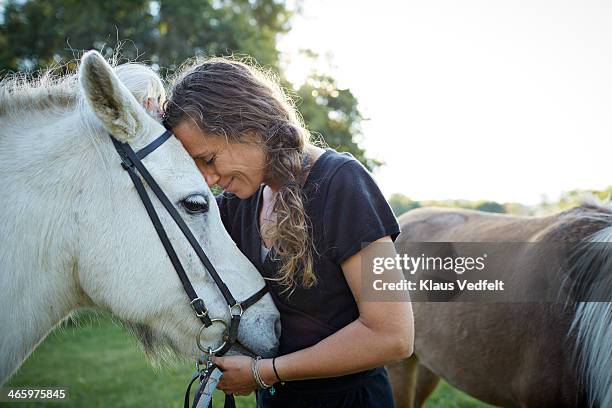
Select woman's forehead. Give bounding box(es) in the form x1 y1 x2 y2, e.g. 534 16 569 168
200 133 229 150
174 121 228 153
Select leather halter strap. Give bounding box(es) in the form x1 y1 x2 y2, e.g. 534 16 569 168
110 131 268 351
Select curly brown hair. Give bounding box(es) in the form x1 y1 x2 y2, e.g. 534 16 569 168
162 57 316 289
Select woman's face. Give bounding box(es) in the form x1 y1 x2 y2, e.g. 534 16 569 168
173 122 267 199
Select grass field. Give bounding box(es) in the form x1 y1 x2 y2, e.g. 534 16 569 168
6 310 494 407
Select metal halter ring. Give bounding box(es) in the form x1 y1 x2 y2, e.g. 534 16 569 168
196 319 228 354
229 302 243 317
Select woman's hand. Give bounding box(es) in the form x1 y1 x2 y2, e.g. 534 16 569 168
213 355 257 396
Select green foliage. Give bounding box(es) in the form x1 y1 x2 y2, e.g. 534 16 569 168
388 193 523 217
424 380 496 408
6 310 253 407
282 49 378 170
294 73 378 171
389 193 421 217
1 0 155 72
156 0 291 70
474 201 505 214
502 202 533 216
0 0 290 72
389 186 612 218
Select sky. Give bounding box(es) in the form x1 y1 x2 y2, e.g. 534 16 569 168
277 0 612 205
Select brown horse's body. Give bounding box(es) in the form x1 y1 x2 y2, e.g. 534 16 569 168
388 204 612 408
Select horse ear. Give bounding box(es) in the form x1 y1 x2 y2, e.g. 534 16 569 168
79 50 144 142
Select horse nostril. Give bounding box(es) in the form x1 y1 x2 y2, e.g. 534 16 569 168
274 318 281 339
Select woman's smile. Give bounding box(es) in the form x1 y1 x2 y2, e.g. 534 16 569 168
222 177 234 192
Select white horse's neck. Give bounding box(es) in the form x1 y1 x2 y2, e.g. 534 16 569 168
0 110 96 383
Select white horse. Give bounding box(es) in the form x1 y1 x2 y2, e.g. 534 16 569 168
0 51 280 384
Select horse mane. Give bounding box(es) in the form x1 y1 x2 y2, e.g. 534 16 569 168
0 68 78 117
553 195 612 231
545 194 612 290
0 59 166 120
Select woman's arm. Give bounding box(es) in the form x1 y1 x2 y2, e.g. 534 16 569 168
215 236 414 394
260 235 414 381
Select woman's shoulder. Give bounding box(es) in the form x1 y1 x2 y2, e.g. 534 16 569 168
309 148 368 186
308 148 391 221
313 149 400 264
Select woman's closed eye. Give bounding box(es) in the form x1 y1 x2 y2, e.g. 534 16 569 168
195 154 216 166
203 155 216 165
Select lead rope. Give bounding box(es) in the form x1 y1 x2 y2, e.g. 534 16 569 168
184 350 239 408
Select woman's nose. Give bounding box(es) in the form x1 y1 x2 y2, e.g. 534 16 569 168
203 169 220 187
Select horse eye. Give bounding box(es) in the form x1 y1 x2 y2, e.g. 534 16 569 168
181 194 209 214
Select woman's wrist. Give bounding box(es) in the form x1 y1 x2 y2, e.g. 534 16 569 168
259 358 280 385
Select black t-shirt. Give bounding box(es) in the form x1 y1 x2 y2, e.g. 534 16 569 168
216 149 400 356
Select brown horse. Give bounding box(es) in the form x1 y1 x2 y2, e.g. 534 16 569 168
387 200 612 407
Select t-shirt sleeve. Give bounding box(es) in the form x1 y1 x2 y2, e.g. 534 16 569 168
322 160 400 265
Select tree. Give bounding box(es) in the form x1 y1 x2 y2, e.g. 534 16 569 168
388 193 421 217
474 201 505 214
284 49 378 170
387 193 521 217
295 73 378 170
0 0 291 72
0 0 155 72
155 0 291 70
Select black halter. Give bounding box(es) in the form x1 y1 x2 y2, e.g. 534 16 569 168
109 130 269 357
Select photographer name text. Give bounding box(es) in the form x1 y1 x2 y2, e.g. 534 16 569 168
373 279 505 291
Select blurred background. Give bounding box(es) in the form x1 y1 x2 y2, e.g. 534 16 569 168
2 0 610 406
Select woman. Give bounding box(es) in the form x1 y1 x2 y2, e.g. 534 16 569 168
162 57 414 407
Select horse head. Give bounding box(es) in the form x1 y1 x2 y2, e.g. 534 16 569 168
77 50 280 359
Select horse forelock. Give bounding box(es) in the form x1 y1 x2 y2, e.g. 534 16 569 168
113 64 167 109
